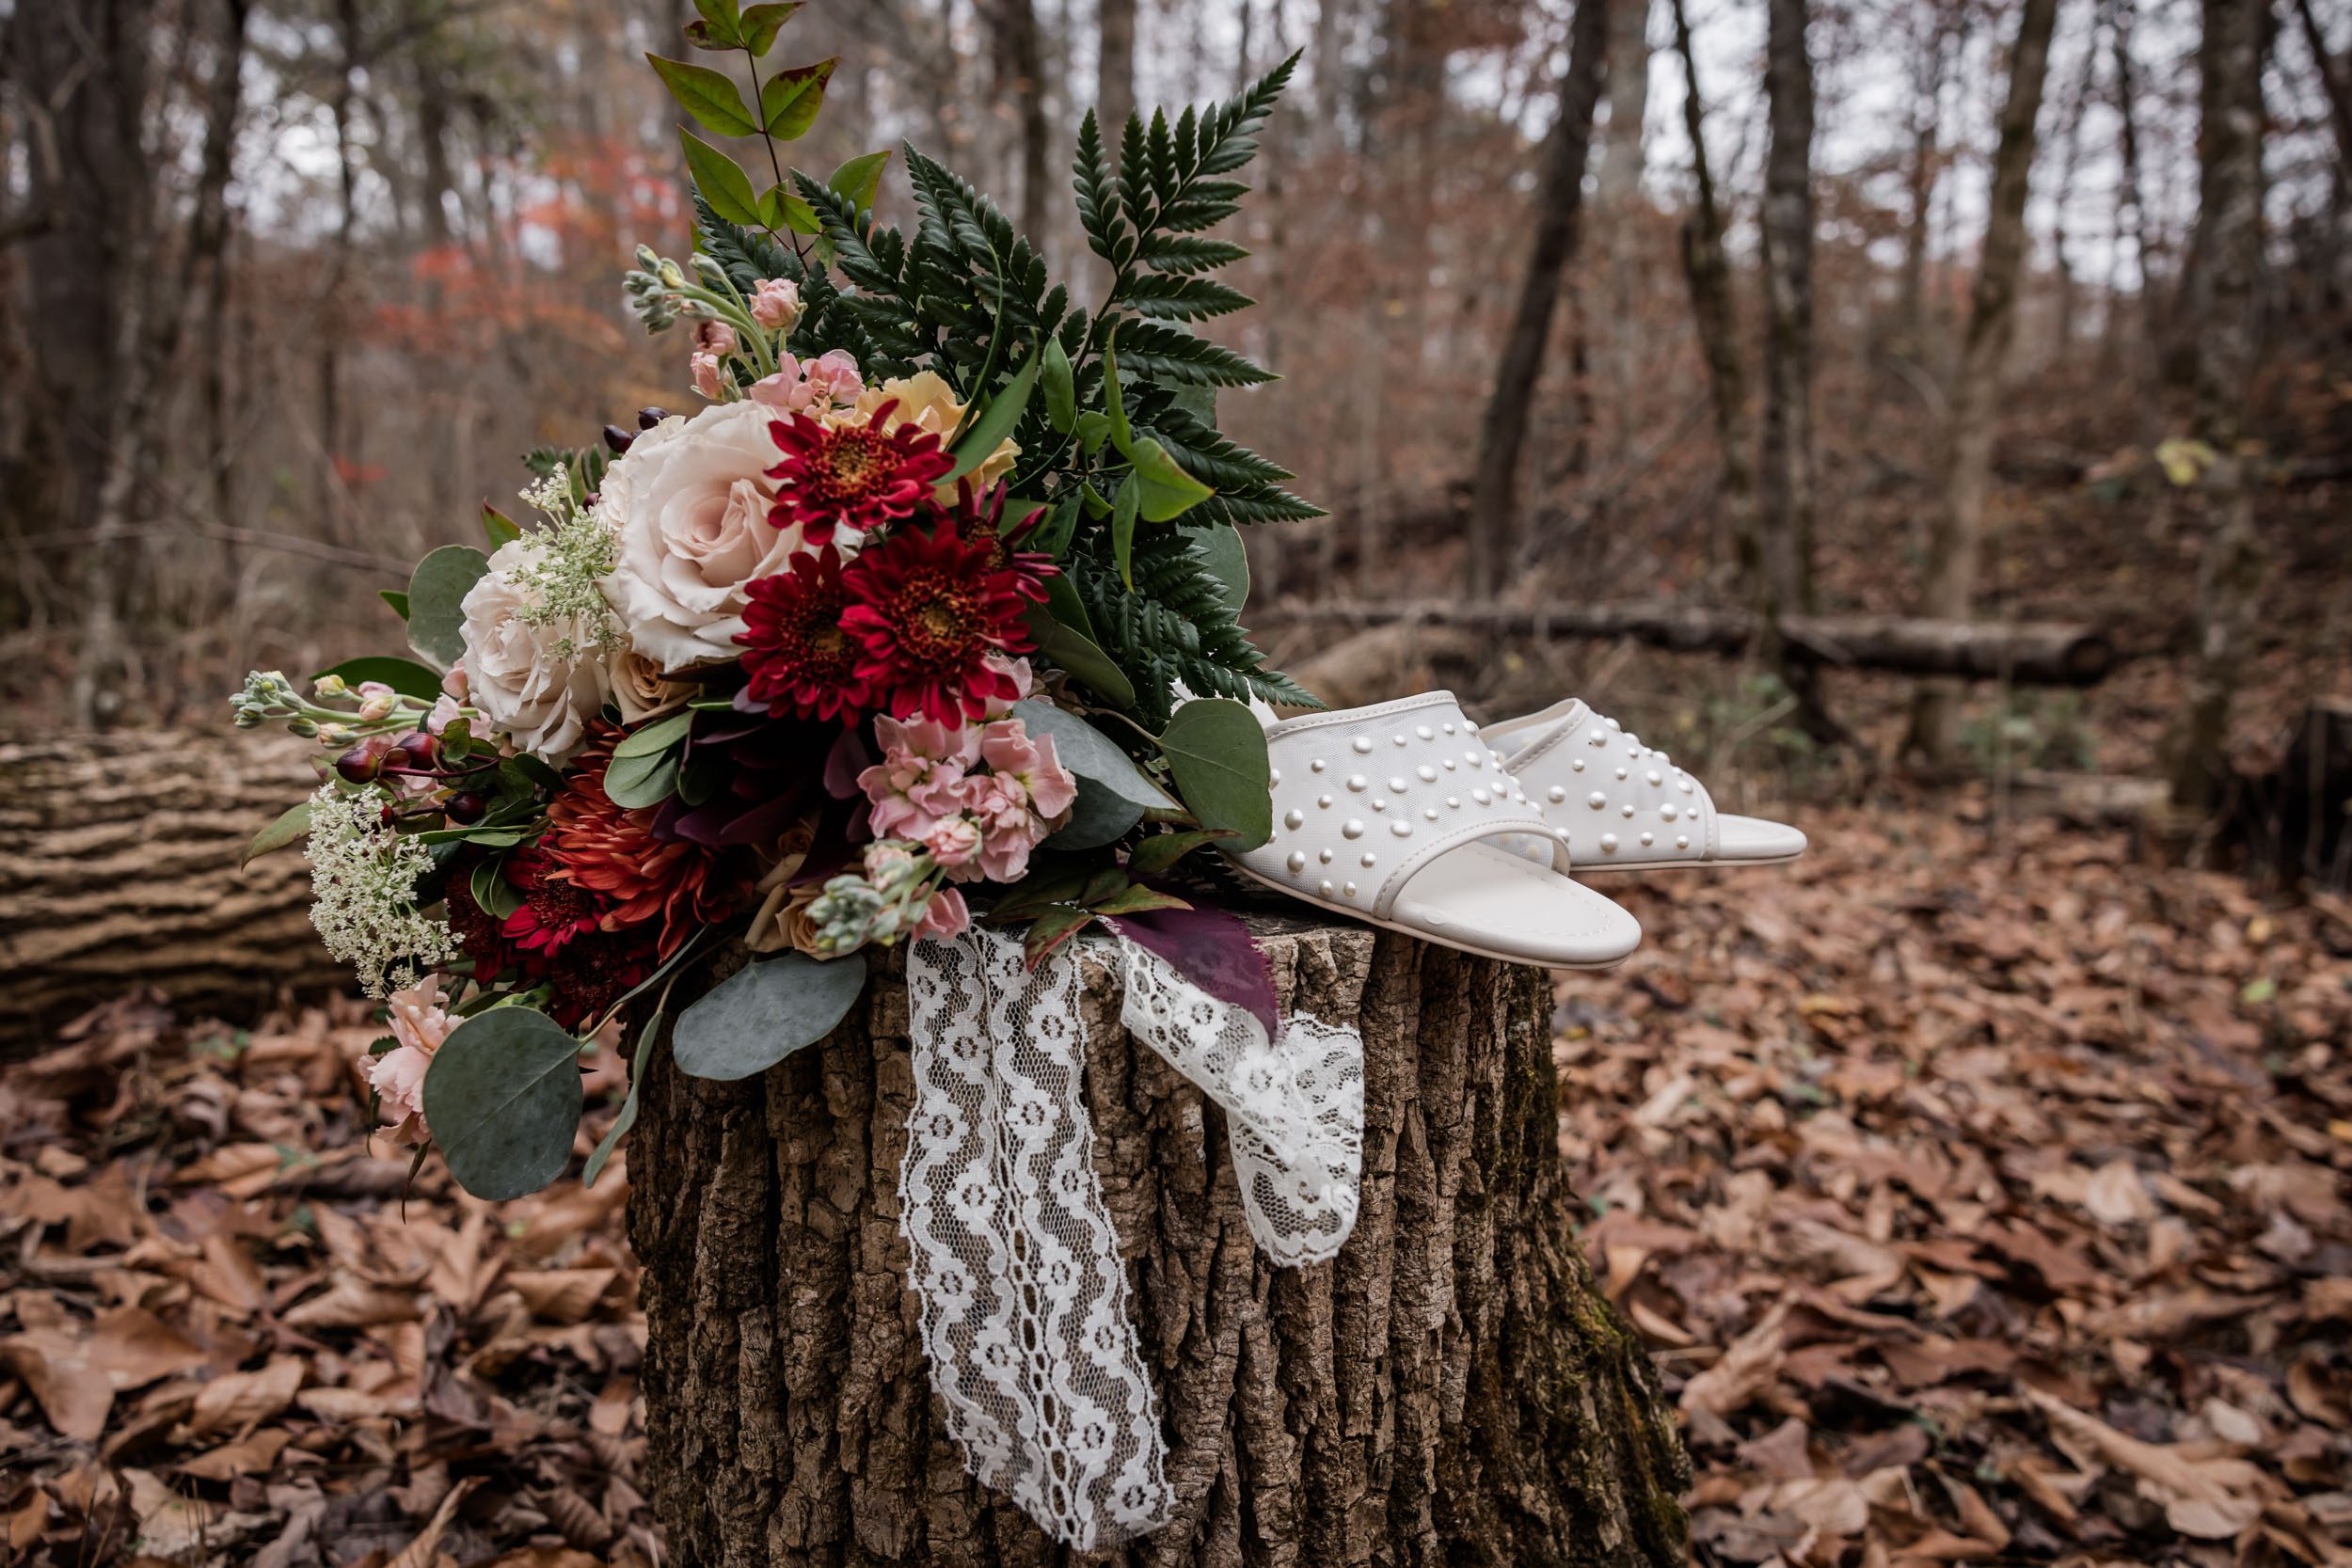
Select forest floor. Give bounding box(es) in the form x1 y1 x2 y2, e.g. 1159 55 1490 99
2 800 2349 1567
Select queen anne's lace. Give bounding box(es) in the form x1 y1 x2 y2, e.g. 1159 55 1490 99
900 928 1367 1549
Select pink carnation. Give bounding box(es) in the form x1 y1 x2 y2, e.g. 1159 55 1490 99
749 277 803 331
366 974 454 1140
858 715 981 839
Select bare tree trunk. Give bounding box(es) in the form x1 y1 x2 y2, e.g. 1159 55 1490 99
1462 0 1611 600
1756 0 1840 742
993 0 1054 244
1098 0 1136 134
2296 0 2352 170
2164 0 2268 818
1902 0 2062 767
1895 6 1954 350
1597 0 1653 458
628 925 1691 1568
2047 28 2096 357
1668 0 1756 582
2108 0 2169 386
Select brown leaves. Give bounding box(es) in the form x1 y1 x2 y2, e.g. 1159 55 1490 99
1564 804 2352 1564
0 992 652 1568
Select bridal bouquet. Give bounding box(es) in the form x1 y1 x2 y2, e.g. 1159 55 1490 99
233 7 1320 1203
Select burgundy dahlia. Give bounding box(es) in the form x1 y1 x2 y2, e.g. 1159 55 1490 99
839 521 1036 726
764 401 955 546
540 729 750 958
737 546 872 722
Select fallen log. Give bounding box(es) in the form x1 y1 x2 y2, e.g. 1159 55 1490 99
1254 600 2121 685
628 920 1692 1567
0 733 339 1044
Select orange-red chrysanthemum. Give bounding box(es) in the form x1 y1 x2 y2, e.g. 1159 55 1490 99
541 729 749 958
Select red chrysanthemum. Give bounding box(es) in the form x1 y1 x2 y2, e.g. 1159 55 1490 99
765 400 956 546
737 547 872 723
445 851 659 1031
944 481 1057 606
839 521 1035 725
540 729 752 958
497 847 604 957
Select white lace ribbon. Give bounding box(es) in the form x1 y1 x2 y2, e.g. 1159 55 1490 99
900 927 1366 1548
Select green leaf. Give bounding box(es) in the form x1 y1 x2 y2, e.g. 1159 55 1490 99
584 1008 662 1189
1032 496 1081 559
1103 321 1136 454
482 504 522 549
1022 604 1136 710
757 183 822 234
1075 411 1112 456
311 656 443 702
1157 698 1273 850
406 545 489 671
421 1007 586 1202
379 589 410 620
604 750 681 809
673 951 868 1081
681 128 763 229
241 799 312 870
1043 779 1145 850
739 1 803 53
943 346 1041 486
613 710 693 759
828 149 891 211
1089 884 1191 916
1023 905 1096 969
1183 522 1249 613
1125 436 1216 523
1014 699 1174 809
1111 473 1140 589
648 53 757 138
758 56 835 139
1041 339 1076 434
469 856 523 920
1124 827 1230 877
694 0 743 29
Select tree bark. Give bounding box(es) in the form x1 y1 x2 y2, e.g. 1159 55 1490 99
1756 0 1839 742
1667 0 1755 580
1462 0 1610 600
1902 0 2062 767
1894 4 1955 350
2163 0 2267 818
0 736 342 1046
1098 0 1136 138
627 922 1691 1568
992 0 1054 245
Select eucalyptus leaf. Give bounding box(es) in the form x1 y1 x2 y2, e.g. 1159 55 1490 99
1043 780 1145 850
1183 522 1249 613
1158 698 1273 850
406 545 488 671
482 504 523 549
647 53 757 138
311 655 443 702
673 951 869 1081
584 1008 662 1189
379 589 410 621
421 1007 585 1202
603 750 681 810
1014 699 1174 810
613 710 693 759
469 856 523 920
241 800 312 869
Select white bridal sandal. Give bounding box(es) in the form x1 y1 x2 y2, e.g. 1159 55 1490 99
1226 692 1642 969
1483 697 1807 871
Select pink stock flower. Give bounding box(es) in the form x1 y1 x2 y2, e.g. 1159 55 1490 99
980 655 1035 720
858 714 981 839
923 814 984 872
691 350 727 401
749 277 803 331
980 720 1078 822
967 774 1050 883
693 319 739 356
366 974 454 1139
749 349 864 415
913 884 971 942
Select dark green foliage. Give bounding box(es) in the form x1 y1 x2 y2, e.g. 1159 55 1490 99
521 444 611 507
1068 527 1317 728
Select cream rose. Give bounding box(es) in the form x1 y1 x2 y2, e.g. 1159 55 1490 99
852 370 1019 486
607 644 692 724
596 401 818 672
458 537 610 765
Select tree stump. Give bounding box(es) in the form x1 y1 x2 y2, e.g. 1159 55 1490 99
626 917 1690 1568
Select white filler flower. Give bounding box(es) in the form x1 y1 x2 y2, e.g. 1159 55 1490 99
305 784 456 999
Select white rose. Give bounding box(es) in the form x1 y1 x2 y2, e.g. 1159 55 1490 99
596 401 817 672
458 538 611 765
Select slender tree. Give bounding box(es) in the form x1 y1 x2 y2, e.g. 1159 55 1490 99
1463 0 1612 600
1098 0 1136 137
1668 0 1755 579
1903 0 2064 767
992 0 1054 243
2164 0 2267 817
1756 0 1839 740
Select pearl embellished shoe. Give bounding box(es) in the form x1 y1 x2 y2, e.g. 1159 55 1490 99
1223 692 1643 969
1483 698 1807 871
